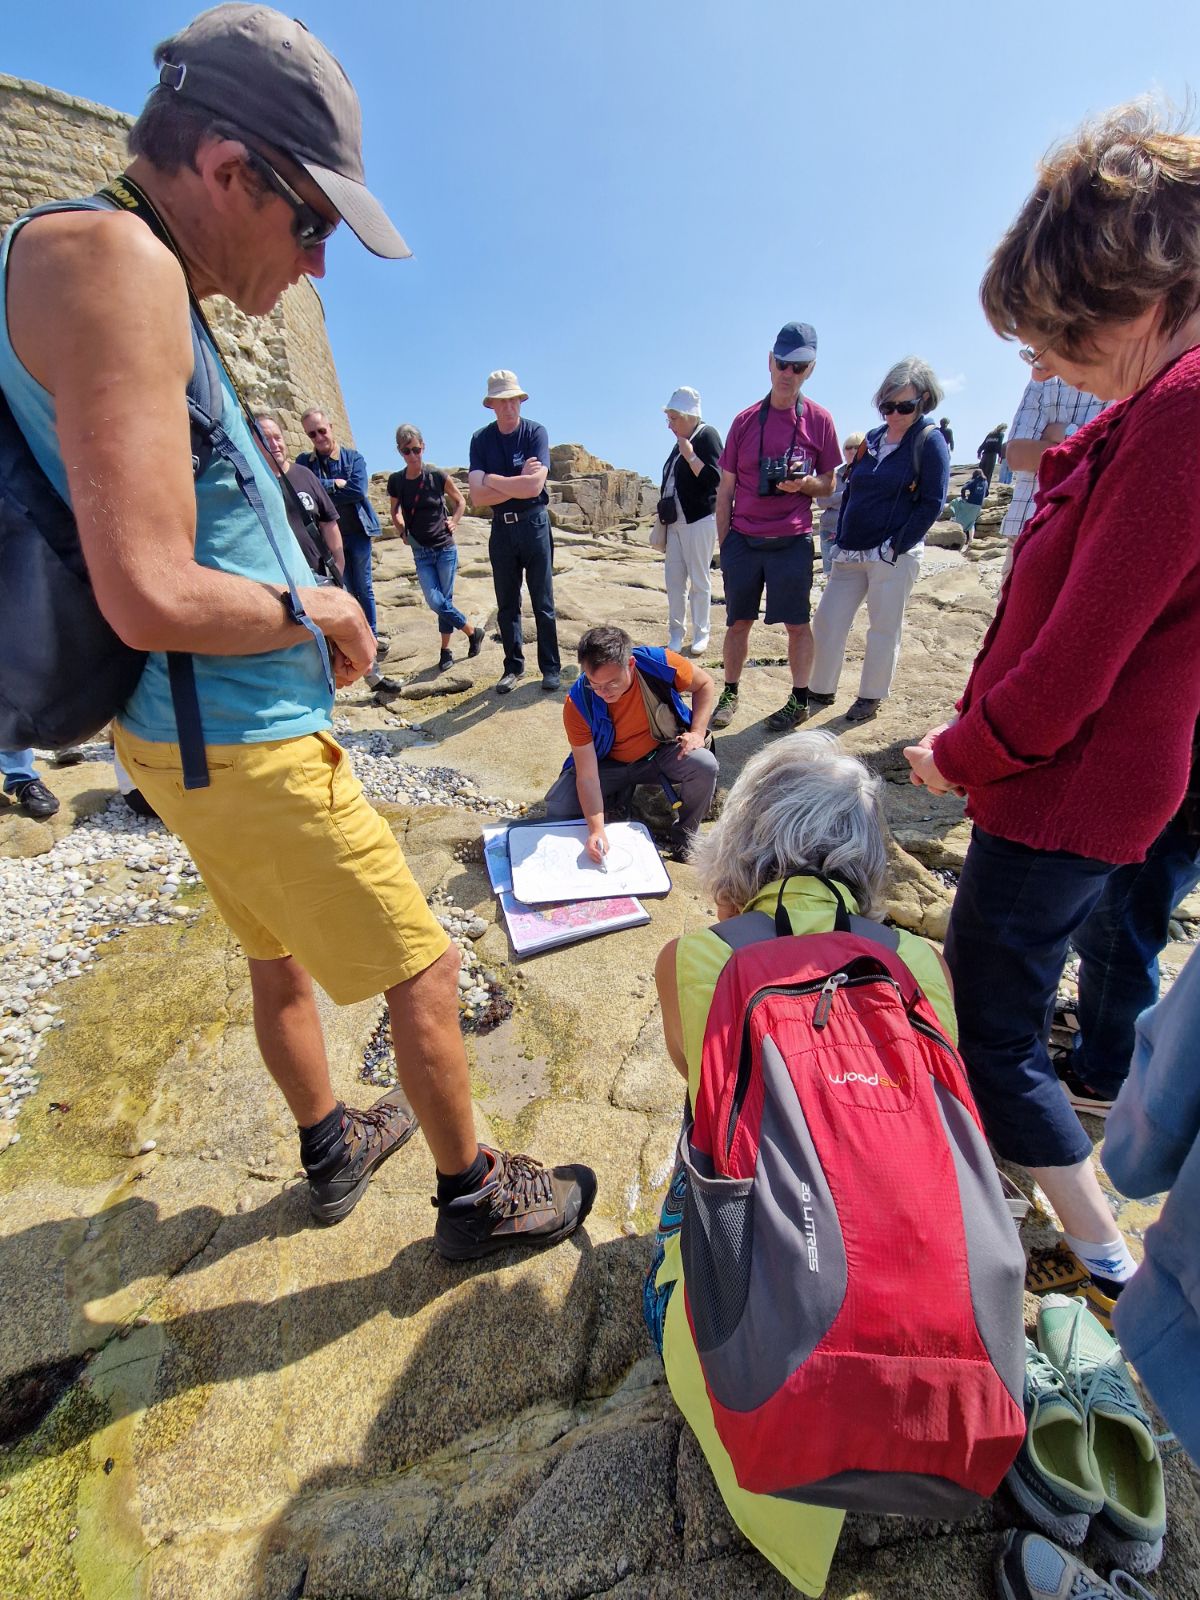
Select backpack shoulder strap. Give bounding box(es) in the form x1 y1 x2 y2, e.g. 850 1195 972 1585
709 877 902 954
907 423 938 496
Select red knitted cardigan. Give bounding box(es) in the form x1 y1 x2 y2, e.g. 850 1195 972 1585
933 345 1200 865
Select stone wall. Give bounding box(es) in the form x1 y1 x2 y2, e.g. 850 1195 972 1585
0 73 351 458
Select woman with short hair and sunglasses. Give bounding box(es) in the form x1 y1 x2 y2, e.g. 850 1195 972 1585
387 424 481 672
808 358 950 723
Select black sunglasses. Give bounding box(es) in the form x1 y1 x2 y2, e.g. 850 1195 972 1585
880 398 921 416
774 356 809 374
400 445 423 456
242 148 339 250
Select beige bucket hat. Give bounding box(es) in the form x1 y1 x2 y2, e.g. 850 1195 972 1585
483 370 529 407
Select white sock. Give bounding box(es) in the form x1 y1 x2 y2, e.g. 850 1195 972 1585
1063 1231 1137 1285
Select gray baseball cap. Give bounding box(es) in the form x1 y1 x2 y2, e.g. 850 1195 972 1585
154 4 409 259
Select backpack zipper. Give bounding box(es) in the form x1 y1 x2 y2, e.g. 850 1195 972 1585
726 967 901 1157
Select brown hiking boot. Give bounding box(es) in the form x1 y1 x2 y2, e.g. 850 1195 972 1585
306 1092 420 1224
710 687 738 730
432 1146 597 1260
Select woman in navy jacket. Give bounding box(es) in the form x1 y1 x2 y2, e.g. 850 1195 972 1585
809 358 950 723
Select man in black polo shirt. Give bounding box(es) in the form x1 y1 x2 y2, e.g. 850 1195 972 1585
468 370 561 694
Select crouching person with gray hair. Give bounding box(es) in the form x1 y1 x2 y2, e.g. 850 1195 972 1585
809 358 950 723
543 625 718 862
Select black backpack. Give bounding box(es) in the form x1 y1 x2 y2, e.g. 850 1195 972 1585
0 187 332 788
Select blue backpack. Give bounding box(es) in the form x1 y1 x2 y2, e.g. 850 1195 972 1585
0 185 331 788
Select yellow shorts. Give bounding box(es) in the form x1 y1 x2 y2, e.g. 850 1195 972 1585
114 726 450 1004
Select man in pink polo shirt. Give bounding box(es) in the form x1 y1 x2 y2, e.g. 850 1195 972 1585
710 321 841 732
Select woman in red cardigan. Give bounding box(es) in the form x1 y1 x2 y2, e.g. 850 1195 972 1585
905 104 1200 1322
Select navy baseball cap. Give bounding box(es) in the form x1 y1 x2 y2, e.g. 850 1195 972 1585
773 321 818 362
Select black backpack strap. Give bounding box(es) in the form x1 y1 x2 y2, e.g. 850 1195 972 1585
709 910 777 951
907 424 938 497
709 873 901 954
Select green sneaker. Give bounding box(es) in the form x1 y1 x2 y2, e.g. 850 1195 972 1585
710 687 739 730
1037 1296 1166 1574
766 692 811 733
1005 1339 1104 1546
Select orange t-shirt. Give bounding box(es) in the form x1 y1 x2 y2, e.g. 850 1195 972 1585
563 651 694 763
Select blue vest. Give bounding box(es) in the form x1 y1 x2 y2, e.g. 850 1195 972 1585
564 647 691 766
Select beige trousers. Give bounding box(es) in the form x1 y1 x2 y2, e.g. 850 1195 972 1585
664 512 717 649
810 550 921 700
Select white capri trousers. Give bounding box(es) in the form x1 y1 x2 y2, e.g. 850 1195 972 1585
810 549 921 701
664 512 717 649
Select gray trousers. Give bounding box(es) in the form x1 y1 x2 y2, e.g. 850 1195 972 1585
545 742 718 839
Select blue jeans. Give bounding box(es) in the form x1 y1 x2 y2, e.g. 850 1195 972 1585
945 826 1116 1167
488 507 559 676
340 523 377 635
412 542 467 634
0 749 37 791
1071 816 1200 1096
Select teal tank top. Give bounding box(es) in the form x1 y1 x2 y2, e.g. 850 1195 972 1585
0 211 333 746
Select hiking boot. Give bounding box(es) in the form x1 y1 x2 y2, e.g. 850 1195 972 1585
438 648 455 673
710 688 739 730
994 1529 1158 1600
766 693 811 733
1005 1338 1104 1546
306 1093 420 1225
496 671 523 695
1057 1061 1116 1120
1037 1296 1166 1574
807 689 836 707
1026 1243 1090 1298
467 628 485 659
8 778 60 820
433 1146 597 1261
845 696 881 723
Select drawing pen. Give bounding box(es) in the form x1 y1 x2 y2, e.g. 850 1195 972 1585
598 839 608 874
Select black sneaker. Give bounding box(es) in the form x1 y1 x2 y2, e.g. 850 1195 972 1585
541 671 561 692
433 1146 597 1260
438 649 455 673
1057 1062 1116 1120
807 690 836 708
766 693 811 733
8 778 60 819
467 628 484 659
306 1093 420 1224
374 634 392 661
496 671 524 695
845 696 881 723
371 675 405 704
123 788 159 820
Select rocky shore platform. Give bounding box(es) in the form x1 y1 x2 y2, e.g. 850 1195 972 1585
2 508 1198 1599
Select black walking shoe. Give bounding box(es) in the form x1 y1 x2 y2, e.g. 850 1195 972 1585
8 778 60 819
374 634 392 660
433 1146 597 1260
467 629 485 659
766 693 811 733
438 649 455 673
845 696 881 723
306 1093 420 1224
541 671 561 692
807 690 836 707
496 671 524 695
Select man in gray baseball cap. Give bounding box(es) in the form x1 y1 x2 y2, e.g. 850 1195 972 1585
0 3 595 1255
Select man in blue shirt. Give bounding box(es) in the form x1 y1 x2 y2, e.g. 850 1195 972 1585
468 371 561 694
297 407 388 658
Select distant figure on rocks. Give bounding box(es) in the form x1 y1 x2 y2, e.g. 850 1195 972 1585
905 101 1200 1336
386 424 483 673
809 358 950 723
709 321 841 735
544 625 717 862
657 387 723 658
1001 374 1104 574
256 412 402 703
0 750 60 819
468 370 561 694
296 406 389 661
976 422 1007 485
950 467 989 546
813 431 865 576
938 415 955 455
0 3 594 1256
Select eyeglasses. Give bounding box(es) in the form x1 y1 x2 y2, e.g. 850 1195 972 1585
400 445 423 456
1019 342 1052 367
241 147 339 250
774 357 809 374
880 399 920 416
584 671 629 695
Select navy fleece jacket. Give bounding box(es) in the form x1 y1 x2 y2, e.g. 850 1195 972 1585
836 418 950 556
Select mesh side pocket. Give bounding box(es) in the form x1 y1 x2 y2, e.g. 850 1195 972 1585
681 1146 754 1354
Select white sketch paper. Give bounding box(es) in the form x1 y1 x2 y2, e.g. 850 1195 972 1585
508 820 671 905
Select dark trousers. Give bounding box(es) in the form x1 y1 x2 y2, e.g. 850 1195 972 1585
341 522 377 635
1071 816 1200 1096
544 742 718 841
488 508 559 676
944 826 1115 1167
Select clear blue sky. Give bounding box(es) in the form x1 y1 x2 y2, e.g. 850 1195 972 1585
9 2 1196 478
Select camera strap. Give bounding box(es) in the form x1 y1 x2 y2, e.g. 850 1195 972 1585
757 394 806 466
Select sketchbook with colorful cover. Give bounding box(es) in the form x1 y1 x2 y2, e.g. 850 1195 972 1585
498 890 650 957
